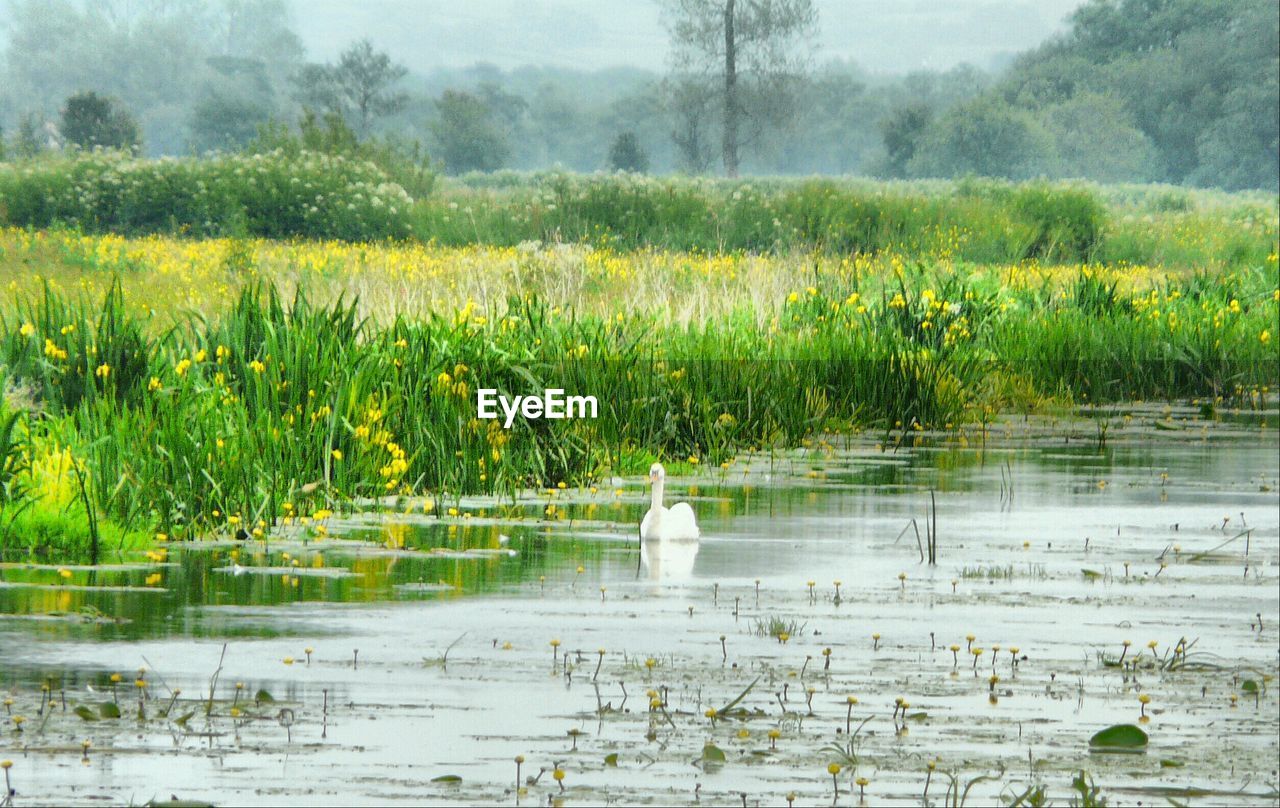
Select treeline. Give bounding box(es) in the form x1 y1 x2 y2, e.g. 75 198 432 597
0 0 1274 190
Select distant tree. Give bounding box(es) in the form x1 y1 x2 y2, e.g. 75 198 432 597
0 125 6 161
1041 92 1159 183
60 91 140 151
1190 73 1280 191
292 40 408 136
663 77 717 173
908 95 1056 180
999 0 1278 188
430 90 509 174
190 92 271 153
608 132 649 172
13 114 45 158
663 0 818 176
879 103 933 178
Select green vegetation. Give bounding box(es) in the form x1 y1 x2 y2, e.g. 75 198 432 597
2 239 1275 562
2 158 1276 269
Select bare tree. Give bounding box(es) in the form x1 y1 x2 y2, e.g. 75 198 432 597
663 0 817 176
663 77 717 172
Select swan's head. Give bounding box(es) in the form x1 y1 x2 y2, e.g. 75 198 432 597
648 462 666 484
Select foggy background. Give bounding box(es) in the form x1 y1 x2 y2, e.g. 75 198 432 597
0 0 1275 189
289 0 1084 73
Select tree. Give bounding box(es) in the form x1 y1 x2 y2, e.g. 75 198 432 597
608 132 649 172
292 39 408 136
1041 92 1159 183
664 0 817 177
908 95 1056 180
13 114 46 158
662 77 716 173
999 0 1278 189
879 103 933 178
60 91 140 151
190 91 271 153
430 90 509 174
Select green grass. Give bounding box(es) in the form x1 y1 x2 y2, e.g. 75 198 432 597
1 255 1274 563
3 155 1276 269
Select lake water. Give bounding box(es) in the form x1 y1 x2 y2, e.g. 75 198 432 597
2 406 1277 805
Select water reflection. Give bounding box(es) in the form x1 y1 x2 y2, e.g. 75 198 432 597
642 538 700 580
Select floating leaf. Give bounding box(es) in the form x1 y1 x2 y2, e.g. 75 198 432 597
906 711 928 721
1241 680 1258 693
254 689 274 704
604 753 618 767
431 774 462 783
701 743 726 763
1081 569 1101 580
1089 724 1148 750
1160 759 1184 768
99 701 121 719
74 705 98 721
173 711 195 727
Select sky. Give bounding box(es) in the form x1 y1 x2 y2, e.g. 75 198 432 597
290 0 1089 75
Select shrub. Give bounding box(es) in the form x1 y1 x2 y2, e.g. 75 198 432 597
1010 184 1106 261
0 149 414 241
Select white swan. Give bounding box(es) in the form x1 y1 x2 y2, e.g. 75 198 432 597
640 462 700 541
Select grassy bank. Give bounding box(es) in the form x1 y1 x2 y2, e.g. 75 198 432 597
1 227 1276 562
3 153 1276 267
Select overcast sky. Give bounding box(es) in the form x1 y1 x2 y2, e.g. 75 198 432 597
290 0 1088 75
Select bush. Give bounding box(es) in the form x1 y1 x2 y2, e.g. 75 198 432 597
1010 184 1107 261
0 149 415 241
60 91 141 153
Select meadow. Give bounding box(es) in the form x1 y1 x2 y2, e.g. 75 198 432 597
0 153 1277 563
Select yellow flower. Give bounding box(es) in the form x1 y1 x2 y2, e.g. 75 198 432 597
19 322 35 338
331 449 343 460
174 358 192 376
248 359 266 374
147 376 162 392
95 363 111 379
1262 330 1272 345
43 339 68 361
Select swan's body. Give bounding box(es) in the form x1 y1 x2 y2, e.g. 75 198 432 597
640 462 700 541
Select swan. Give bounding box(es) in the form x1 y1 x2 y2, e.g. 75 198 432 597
640 462 700 541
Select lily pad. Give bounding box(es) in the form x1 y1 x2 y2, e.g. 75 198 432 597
431 774 462 783
1241 679 1258 693
1089 724 1148 750
74 705 98 721
1160 759 1184 768
99 701 121 719
604 753 618 767
254 689 274 704
1081 569 1102 580
701 743 726 763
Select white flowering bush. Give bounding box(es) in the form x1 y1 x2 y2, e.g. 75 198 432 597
0 149 414 241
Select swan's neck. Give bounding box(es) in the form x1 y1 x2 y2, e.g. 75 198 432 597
650 478 665 513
